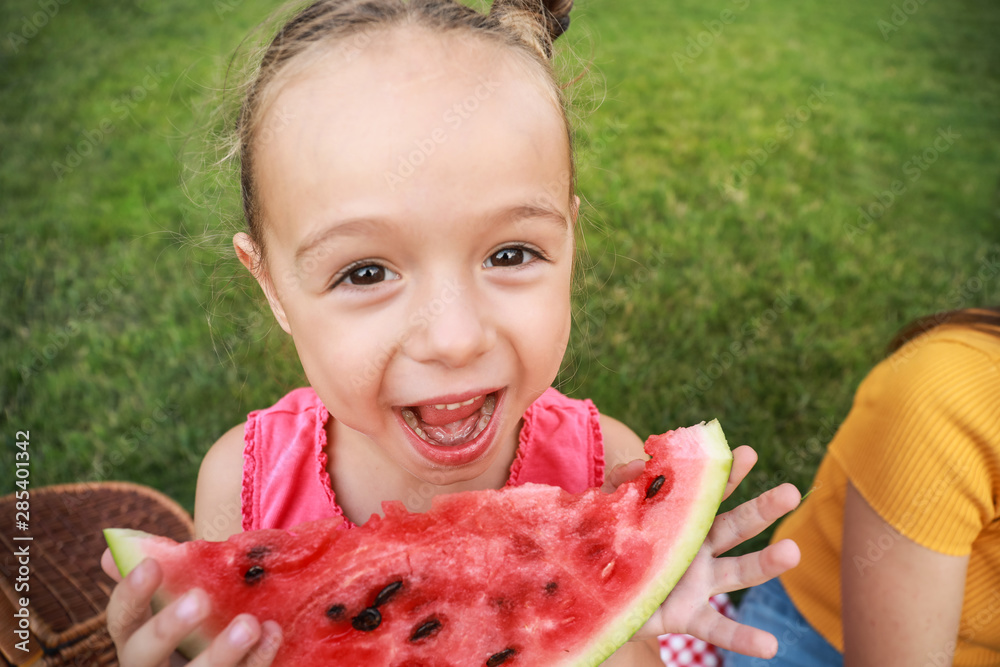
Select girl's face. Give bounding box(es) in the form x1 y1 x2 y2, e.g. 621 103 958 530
239 28 576 489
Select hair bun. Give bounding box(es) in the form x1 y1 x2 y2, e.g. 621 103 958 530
545 0 573 39
490 0 574 58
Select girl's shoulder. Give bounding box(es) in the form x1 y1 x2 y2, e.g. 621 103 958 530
864 324 1000 418
597 413 647 480
194 422 246 541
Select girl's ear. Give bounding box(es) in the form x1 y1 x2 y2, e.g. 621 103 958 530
571 195 580 224
234 233 292 335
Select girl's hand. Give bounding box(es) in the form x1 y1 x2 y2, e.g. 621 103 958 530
603 446 802 659
101 548 283 667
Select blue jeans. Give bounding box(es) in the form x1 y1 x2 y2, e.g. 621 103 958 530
721 578 842 666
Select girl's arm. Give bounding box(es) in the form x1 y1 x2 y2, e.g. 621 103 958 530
841 482 968 667
599 415 801 660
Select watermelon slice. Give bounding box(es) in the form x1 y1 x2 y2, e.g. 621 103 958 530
105 420 732 666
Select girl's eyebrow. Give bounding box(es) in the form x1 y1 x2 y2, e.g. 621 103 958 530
294 203 568 265
296 217 389 265
495 204 569 230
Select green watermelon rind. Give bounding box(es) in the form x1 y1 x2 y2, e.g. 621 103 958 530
104 529 211 657
579 419 732 665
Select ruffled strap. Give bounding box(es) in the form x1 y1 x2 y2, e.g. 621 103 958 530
507 387 605 492
241 387 351 531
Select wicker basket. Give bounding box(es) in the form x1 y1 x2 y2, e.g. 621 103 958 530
0 482 195 667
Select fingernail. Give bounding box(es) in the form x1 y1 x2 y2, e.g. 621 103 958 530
127 560 148 588
175 591 204 622
229 617 254 647
260 620 283 653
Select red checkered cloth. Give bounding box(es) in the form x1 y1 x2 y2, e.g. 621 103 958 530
658 593 734 666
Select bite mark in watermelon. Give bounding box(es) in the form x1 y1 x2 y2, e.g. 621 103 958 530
105 420 732 666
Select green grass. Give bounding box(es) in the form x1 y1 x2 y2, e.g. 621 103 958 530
2 0 999 569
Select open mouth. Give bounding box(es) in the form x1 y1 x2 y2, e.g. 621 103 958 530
400 391 498 447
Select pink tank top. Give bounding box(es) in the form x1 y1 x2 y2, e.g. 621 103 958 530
241 387 605 531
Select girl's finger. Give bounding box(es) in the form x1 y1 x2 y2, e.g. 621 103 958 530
106 558 158 647
722 446 757 501
117 588 210 667
102 547 123 583
683 605 780 660
600 459 646 493
187 614 262 667
187 616 282 667
710 539 801 595
244 621 283 667
707 483 801 555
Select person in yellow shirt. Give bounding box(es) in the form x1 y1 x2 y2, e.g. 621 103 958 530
724 307 1000 666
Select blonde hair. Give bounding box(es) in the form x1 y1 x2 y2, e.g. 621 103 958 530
229 0 577 264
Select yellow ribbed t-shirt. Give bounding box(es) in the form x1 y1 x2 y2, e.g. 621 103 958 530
773 325 1000 665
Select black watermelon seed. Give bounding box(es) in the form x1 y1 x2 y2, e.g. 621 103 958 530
487 648 517 666
372 580 404 607
326 604 346 621
645 475 666 499
352 607 382 632
409 617 442 642
544 581 558 595
244 565 265 584
247 545 270 560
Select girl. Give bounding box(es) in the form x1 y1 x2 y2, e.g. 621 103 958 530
101 1 801 664
726 307 1000 666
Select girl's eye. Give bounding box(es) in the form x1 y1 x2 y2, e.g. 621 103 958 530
338 264 399 287
485 246 537 268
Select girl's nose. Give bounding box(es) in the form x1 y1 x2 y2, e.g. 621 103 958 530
404 279 495 369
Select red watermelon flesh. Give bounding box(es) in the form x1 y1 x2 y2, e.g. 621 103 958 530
105 420 732 666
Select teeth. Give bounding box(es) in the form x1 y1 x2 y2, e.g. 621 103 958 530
402 393 497 446
432 396 481 411
472 414 491 438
